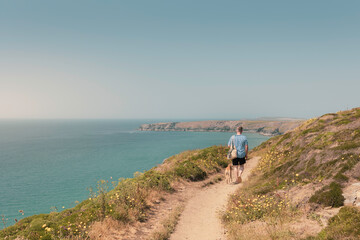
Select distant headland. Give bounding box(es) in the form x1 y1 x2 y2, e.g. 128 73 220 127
138 119 305 136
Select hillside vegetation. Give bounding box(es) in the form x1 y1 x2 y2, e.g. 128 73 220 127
223 107 360 239
0 147 228 239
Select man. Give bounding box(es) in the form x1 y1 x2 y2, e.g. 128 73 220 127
227 126 248 184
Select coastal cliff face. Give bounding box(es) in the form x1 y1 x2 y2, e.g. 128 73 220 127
139 120 304 136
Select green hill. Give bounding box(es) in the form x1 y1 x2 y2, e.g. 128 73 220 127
223 107 360 240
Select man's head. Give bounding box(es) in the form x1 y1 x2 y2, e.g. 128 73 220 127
236 126 243 133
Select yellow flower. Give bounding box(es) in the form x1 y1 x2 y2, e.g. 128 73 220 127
296 174 299 177
42 224 47 228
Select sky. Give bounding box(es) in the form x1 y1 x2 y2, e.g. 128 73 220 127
1 0 359 120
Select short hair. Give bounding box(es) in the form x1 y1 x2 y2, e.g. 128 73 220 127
236 126 243 133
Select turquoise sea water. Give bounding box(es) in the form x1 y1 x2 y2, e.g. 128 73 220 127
0 120 269 228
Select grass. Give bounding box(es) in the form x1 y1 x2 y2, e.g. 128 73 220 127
310 132 334 149
222 173 298 224
0 145 228 240
334 118 352 126
222 173 299 240
147 205 184 240
335 142 360 150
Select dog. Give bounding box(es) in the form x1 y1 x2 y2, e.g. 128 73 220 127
225 163 233 184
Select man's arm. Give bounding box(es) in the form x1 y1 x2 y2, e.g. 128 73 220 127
245 144 248 159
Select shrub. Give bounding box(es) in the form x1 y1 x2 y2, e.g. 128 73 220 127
317 206 360 239
334 172 349 183
309 182 344 207
174 160 207 181
137 170 173 192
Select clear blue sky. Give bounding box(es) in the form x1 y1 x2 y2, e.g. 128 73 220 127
1 0 359 119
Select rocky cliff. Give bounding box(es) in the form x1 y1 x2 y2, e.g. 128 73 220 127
139 119 304 136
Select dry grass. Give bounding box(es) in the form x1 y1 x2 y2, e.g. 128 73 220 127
147 204 185 240
88 217 125 240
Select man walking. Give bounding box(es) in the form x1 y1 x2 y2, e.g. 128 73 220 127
228 126 248 184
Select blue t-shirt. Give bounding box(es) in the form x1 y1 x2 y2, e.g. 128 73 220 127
228 134 248 158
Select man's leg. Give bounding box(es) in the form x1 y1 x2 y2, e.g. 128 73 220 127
239 164 244 177
236 164 244 183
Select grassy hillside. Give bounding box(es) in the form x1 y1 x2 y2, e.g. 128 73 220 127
223 107 360 239
0 146 228 240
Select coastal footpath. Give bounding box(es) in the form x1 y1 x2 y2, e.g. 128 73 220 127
139 119 304 136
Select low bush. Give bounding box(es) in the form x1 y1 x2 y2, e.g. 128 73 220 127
174 160 207 181
334 172 349 183
317 206 360 239
309 182 344 207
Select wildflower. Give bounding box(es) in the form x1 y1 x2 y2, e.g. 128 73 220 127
295 174 299 177
45 227 52 232
42 224 47 228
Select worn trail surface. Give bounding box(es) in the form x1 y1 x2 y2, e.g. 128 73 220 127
170 157 260 240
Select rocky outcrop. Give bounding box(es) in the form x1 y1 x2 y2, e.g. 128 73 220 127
138 119 304 136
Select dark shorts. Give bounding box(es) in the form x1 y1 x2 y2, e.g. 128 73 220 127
232 157 246 166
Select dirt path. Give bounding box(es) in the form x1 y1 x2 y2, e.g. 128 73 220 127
170 157 260 240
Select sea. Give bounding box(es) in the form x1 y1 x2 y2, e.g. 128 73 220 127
0 119 269 229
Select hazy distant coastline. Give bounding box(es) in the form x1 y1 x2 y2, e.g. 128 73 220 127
138 119 304 136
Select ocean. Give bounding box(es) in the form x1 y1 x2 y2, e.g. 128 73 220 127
0 119 269 228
